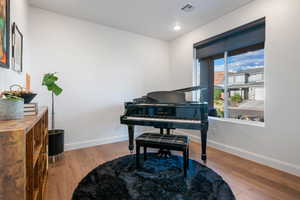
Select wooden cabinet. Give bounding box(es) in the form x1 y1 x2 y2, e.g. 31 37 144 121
0 107 48 200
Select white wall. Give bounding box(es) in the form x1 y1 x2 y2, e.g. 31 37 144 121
28 8 171 149
170 0 300 176
0 0 30 91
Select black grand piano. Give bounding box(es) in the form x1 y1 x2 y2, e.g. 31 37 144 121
120 86 209 161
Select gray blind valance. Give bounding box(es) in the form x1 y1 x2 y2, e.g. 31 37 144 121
194 18 265 60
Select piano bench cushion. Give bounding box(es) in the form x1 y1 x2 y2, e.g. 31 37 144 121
136 133 190 177
136 133 189 149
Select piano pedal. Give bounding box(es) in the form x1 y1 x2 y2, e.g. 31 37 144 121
157 149 172 158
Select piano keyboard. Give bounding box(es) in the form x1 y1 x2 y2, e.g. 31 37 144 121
125 116 201 124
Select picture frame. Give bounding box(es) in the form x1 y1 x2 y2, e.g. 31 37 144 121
0 0 10 69
12 22 23 72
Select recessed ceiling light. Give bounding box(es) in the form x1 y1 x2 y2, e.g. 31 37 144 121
174 25 181 31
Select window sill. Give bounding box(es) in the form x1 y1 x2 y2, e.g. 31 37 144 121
208 116 265 127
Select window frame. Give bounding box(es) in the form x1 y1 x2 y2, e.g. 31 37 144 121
194 44 265 123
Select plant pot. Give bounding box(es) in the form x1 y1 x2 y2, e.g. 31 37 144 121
0 99 24 120
48 129 64 160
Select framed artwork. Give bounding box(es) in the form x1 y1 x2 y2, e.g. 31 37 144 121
0 0 10 69
12 23 23 72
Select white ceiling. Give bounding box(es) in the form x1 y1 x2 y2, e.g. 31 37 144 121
29 0 253 41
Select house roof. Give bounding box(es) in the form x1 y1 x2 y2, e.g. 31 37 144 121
214 71 224 85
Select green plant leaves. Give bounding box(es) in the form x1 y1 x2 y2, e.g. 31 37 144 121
42 73 63 96
2 93 24 102
230 93 242 103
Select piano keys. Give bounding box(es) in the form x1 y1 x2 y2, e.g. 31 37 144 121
125 117 201 124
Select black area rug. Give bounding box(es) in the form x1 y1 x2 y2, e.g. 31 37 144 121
72 154 235 200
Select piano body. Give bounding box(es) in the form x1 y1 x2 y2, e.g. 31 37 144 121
120 86 209 161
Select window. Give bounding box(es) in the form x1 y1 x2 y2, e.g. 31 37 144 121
228 76 234 84
227 49 265 122
249 73 263 82
249 74 256 82
194 18 265 122
235 75 245 84
213 58 225 118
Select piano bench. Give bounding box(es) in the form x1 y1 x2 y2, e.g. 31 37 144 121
135 133 189 177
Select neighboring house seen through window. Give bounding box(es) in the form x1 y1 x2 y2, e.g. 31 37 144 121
194 18 265 122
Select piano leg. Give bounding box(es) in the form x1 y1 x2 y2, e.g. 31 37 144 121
166 129 171 135
128 125 134 153
160 128 164 134
157 128 171 157
201 127 208 162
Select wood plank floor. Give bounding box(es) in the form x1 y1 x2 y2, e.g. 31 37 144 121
47 141 300 200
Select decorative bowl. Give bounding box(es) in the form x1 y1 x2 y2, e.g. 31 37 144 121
20 93 37 104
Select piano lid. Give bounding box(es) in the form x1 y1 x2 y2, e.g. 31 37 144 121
147 91 186 104
133 86 205 104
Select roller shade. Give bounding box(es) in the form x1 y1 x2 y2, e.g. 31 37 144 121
194 18 265 60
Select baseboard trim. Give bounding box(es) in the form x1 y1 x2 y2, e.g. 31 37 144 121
64 135 129 151
65 131 300 177
176 131 300 177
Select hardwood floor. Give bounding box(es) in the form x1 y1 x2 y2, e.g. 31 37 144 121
47 141 300 200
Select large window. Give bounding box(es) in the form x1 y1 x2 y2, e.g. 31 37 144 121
194 18 265 122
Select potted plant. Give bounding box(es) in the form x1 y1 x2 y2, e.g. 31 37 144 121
42 73 64 162
0 93 24 120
